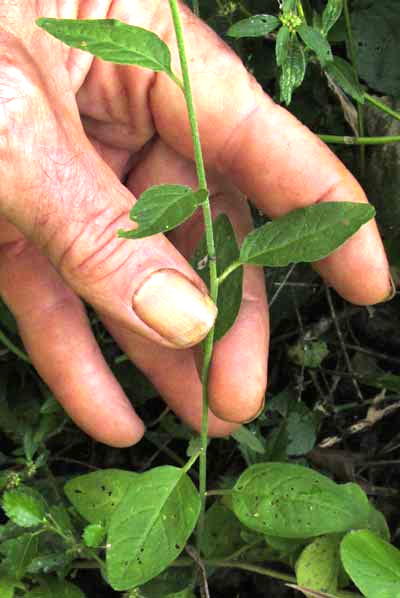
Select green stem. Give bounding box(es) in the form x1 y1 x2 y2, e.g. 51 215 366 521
173 558 296 584
217 260 242 285
182 450 202 473
320 134 400 145
365 93 400 123
343 0 365 173
0 328 30 362
168 0 219 552
205 488 233 497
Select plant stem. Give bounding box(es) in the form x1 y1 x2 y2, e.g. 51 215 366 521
0 328 30 362
365 93 400 123
343 0 365 174
320 134 400 145
217 260 242 284
192 0 199 16
168 0 219 551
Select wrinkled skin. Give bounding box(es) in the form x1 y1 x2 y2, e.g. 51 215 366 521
0 1 391 446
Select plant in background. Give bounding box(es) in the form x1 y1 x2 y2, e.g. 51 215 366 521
0 1 400 597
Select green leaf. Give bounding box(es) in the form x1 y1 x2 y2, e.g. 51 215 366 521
106 465 201 590
27 551 74 575
192 214 243 341
26 578 86 598
64 469 137 524
282 0 297 13
288 340 329 369
276 26 291 66
239 202 375 267
286 402 317 457
322 0 343 36
232 463 370 538
296 535 340 597
0 578 15 598
83 522 106 547
2 487 46 528
36 18 173 76
118 185 206 240
232 426 265 455
0 533 39 580
341 530 400 598
368 506 390 542
139 568 194 598
298 24 333 66
227 15 280 38
325 56 365 104
200 502 244 559
279 34 306 105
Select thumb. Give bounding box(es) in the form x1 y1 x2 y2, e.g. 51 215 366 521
0 68 216 348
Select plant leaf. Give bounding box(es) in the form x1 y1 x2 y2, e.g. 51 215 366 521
0 533 39 580
227 15 280 38
325 56 365 104
341 530 400 598
279 34 306 105
276 25 291 66
0 578 16 598
192 213 243 341
297 24 333 66
200 502 244 559
2 487 46 528
240 202 375 267
106 465 201 590
119 185 206 240
322 0 343 36
232 463 370 538
83 522 106 547
296 535 340 597
26 578 86 598
64 469 137 524
232 426 265 455
36 18 173 75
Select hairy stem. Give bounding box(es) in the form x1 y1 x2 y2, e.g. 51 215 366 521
168 0 219 551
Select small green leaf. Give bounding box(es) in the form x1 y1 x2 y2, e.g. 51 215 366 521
232 463 370 538
296 535 340 597
240 202 375 267
279 34 306 105
36 18 173 76
139 568 193 598
322 0 343 36
64 469 137 523
0 578 15 598
298 24 333 66
227 15 280 38
119 185 206 240
26 578 86 598
341 530 400 598
192 214 243 341
276 25 291 66
288 340 329 368
2 487 46 528
200 502 244 558
83 522 106 547
106 465 201 590
27 551 74 575
325 56 365 104
232 426 265 455
0 533 39 580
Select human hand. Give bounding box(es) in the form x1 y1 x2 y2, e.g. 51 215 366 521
0 1 392 447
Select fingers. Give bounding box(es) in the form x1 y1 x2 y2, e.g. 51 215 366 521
0 45 216 350
128 140 269 424
148 3 391 305
0 225 144 447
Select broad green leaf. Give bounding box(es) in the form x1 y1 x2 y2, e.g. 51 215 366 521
119 185 206 240
341 530 400 598
36 18 173 76
200 502 244 558
227 15 280 38
232 426 265 455
27 551 74 575
139 568 194 598
298 24 333 66
64 469 137 523
288 340 329 369
106 465 201 590
279 34 306 105
286 402 317 457
0 578 15 598
368 506 390 542
192 214 243 341
322 0 343 36
2 487 46 528
26 578 86 598
83 522 106 547
276 25 291 66
48 505 75 538
232 463 370 538
0 533 39 580
296 535 340 597
240 202 375 267
325 56 365 104
266 535 305 556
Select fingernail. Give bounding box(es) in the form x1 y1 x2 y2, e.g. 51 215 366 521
133 269 217 348
242 397 265 424
377 275 396 304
